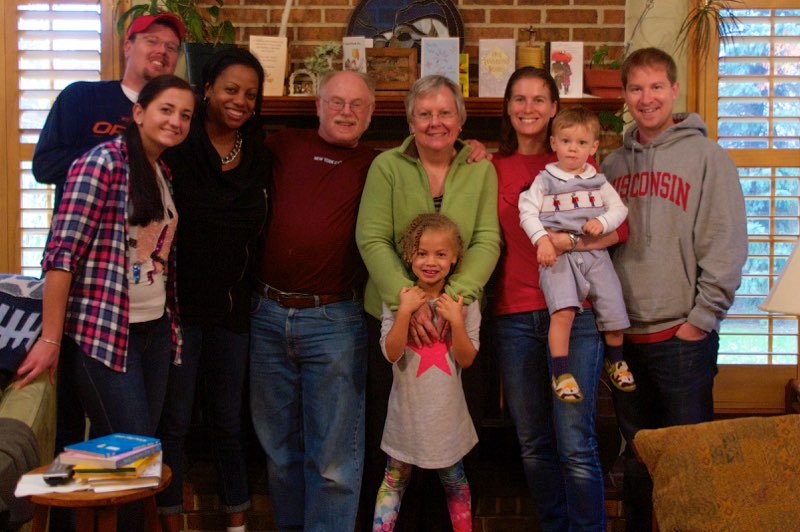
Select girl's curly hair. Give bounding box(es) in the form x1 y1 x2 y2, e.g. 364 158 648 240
399 213 464 266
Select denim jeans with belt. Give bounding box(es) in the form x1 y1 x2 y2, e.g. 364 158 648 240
494 308 606 532
156 324 251 515
612 332 719 531
249 296 367 532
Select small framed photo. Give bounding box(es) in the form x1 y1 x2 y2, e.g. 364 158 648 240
366 48 418 91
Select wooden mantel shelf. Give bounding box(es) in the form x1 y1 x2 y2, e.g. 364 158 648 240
261 95 624 117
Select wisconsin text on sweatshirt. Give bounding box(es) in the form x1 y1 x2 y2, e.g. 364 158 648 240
611 171 690 212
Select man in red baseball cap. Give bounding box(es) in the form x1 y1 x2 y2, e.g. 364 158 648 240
124 13 187 91
31 10 187 470
127 12 186 41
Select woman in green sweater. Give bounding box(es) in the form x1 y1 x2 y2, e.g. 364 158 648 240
356 74 500 530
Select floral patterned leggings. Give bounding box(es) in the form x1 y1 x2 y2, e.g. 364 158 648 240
372 455 472 532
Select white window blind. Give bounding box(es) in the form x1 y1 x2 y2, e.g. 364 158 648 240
17 1 102 277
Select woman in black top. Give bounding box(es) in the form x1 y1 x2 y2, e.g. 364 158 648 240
157 48 270 532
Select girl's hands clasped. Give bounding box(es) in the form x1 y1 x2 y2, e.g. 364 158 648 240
435 294 465 327
398 286 427 314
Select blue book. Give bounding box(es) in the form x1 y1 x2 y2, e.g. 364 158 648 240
64 433 160 458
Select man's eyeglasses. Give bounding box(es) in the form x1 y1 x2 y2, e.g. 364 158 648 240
322 98 369 113
140 35 180 55
413 110 457 123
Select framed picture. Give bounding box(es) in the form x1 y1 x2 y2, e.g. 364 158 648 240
366 48 418 91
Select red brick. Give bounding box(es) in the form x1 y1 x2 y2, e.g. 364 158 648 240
325 8 353 24
290 44 319 61
603 9 626 24
460 9 487 24
573 27 625 43
235 0 287 6
466 27 515 40
535 28 571 42
222 8 269 24
296 0 349 5
490 9 541 24
461 0 519 6
575 0 624 5
547 9 598 24
297 26 345 41
242 26 280 38
271 7 322 24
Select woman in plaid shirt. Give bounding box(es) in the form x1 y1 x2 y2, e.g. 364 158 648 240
16 75 195 441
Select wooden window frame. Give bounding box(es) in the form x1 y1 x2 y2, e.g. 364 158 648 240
688 0 800 413
1 0 123 273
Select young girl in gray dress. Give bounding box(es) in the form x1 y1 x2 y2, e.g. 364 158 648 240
372 213 479 532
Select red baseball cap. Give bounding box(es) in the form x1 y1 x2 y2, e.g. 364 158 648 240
127 13 186 41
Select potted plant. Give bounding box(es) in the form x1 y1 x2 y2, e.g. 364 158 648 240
115 0 237 88
584 45 623 98
676 0 742 63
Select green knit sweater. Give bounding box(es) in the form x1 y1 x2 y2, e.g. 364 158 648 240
356 135 501 319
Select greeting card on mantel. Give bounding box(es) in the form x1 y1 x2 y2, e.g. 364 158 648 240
549 41 583 98
342 36 367 73
420 37 460 85
249 36 288 96
478 39 515 97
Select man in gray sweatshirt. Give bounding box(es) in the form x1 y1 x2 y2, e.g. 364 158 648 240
601 47 747 530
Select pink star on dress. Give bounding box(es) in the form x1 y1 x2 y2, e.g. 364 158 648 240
409 340 452 377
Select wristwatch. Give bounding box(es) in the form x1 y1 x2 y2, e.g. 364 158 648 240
567 232 580 252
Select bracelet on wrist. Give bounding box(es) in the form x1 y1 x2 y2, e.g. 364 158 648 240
38 337 61 348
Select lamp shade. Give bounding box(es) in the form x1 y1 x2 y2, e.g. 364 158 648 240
759 240 800 316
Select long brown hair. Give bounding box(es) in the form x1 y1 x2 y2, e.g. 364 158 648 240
126 74 193 226
497 67 559 157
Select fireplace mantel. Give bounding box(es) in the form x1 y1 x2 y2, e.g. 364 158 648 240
260 95 624 147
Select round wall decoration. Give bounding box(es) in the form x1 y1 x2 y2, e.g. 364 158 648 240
347 0 464 50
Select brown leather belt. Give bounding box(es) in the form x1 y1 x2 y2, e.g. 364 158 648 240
255 280 358 309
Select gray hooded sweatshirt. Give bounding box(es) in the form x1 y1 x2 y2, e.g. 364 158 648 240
601 112 747 335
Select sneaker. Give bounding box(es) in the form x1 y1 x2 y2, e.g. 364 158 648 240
551 373 583 403
605 359 636 391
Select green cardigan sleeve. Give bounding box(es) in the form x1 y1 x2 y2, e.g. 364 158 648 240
357 138 502 318
356 148 416 316
441 160 501 304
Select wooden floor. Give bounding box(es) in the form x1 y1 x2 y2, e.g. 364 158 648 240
178 425 628 531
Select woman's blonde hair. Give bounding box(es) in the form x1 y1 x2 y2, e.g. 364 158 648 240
400 213 464 266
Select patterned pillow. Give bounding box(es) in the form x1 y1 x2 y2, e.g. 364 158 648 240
634 415 800 531
0 275 44 387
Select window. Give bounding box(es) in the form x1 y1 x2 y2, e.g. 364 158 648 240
8 1 116 276
693 0 800 412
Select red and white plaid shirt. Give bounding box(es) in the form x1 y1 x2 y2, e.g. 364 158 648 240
43 137 181 372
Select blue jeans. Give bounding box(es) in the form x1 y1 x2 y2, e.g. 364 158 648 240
249 296 367 532
612 332 719 531
494 309 606 532
156 324 251 515
68 315 172 437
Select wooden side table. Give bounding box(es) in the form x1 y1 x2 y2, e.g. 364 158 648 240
27 464 172 532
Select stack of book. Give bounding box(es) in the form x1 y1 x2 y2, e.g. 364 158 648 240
58 433 163 492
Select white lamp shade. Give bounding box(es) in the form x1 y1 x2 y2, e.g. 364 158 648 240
759 240 800 316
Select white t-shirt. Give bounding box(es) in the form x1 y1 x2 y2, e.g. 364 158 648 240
127 166 178 323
